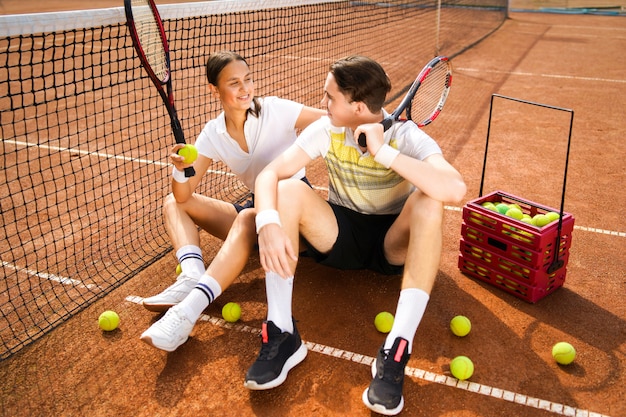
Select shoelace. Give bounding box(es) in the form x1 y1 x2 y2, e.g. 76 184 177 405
161 309 186 333
379 349 406 383
257 330 288 360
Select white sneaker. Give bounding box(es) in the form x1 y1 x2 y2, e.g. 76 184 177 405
140 306 194 352
142 272 199 312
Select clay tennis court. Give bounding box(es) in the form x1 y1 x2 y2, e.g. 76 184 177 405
0 1 625 416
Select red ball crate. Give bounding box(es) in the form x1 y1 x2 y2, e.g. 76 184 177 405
458 190 575 303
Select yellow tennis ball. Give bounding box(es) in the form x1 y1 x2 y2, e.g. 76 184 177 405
222 302 241 323
450 315 471 337
98 310 120 331
505 207 524 220
374 311 394 333
450 356 474 380
175 263 182 275
481 202 497 211
177 144 198 164
532 214 551 227
552 342 576 365
545 211 560 222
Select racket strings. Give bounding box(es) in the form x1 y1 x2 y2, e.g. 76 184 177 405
131 0 169 82
409 62 451 125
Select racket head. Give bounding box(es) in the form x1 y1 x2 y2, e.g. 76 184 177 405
124 0 171 86
405 56 452 127
357 56 452 147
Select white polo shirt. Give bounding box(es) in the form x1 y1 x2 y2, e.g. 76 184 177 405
195 96 305 192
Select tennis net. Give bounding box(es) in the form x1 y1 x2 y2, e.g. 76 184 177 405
0 0 506 360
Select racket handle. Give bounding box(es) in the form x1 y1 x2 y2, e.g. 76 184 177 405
357 133 367 147
357 118 394 147
170 116 195 177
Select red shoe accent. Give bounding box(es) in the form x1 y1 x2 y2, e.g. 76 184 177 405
394 339 408 362
262 322 268 343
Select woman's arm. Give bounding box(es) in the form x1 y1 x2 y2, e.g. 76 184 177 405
294 106 326 131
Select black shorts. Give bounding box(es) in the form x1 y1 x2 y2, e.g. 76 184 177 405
234 177 312 213
303 203 404 276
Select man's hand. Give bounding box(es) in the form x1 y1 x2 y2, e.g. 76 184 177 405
258 223 298 278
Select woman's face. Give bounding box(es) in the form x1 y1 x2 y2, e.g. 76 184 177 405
212 59 254 112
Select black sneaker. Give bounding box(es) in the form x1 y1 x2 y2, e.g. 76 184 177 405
244 319 307 390
362 337 411 416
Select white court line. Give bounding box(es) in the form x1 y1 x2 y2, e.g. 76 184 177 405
4 138 624 237
5 139 623 239
126 295 612 417
2 138 236 178
443 205 626 237
2 260 100 290
455 67 626 84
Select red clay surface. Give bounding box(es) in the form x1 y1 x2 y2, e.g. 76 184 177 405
0 4 625 417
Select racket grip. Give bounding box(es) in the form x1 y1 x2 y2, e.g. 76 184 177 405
357 118 393 147
184 167 195 177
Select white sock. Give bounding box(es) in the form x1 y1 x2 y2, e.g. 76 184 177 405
176 245 205 277
178 275 222 323
384 288 430 353
265 271 294 333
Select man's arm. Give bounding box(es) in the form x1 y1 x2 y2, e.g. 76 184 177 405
356 122 466 204
254 144 314 277
387 153 466 204
254 143 314 212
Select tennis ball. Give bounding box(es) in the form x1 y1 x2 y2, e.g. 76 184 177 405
222 302 241 323
175 263 182 275
177 144 198 164
505 207 524 220
533 214 551 227
545 211 560 222
495 203 510 214
374 311 394 333
520 217 533 225
98 310 120 331
450 356 474 380
552 342 576 365
481 202 497 211
450 315 471 337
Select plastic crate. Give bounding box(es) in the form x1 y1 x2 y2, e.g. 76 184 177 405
459 191 575 303
458 255 566 303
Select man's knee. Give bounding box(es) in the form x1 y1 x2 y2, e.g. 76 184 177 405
409 192 444 224
277 179 310 210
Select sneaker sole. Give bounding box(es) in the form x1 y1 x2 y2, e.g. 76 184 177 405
362 388 404 416
139 333 188 352
243 343 308 390
141 301 175 313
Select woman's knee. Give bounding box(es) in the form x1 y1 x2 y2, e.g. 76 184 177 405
163 193 178 215
234 208 257 232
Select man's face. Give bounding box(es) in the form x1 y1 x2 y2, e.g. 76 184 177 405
320 72 356 128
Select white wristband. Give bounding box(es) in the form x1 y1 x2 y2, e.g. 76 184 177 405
172 167 189 183
374 144 400 168
255 209 281 234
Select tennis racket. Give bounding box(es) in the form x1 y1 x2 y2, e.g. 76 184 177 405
358 55 452 147
124 0 195 177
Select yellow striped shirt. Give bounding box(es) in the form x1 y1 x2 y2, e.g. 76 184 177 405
296 117 441 215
